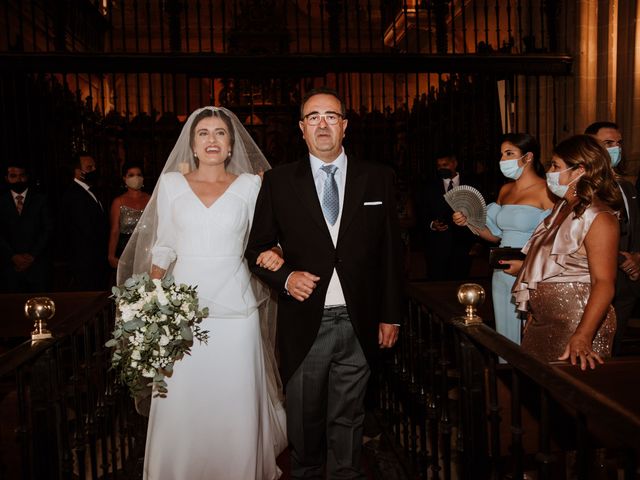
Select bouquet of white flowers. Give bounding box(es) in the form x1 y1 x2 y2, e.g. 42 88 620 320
106 273 209 400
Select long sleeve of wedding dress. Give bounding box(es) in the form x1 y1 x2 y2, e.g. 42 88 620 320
143 172 285 480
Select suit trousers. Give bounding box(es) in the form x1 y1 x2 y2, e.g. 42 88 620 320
286 306 370 479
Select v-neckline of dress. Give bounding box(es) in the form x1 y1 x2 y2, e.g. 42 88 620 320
180 173 241 210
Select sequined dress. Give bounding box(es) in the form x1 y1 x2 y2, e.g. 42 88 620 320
116 204 144 257
512 199 617 361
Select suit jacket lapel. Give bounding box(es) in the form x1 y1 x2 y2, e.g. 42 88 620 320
2 192 19 218
291 160 333 243
338 160 367 241
75 182 102 213
21 190 33 215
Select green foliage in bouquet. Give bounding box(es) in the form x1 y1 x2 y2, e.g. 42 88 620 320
106 273 209 399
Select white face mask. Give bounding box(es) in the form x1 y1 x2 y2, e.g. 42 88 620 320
499 154 527 180
125 175 144 190
546 166 581 198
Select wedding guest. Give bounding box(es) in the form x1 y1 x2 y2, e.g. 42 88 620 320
246 87 404 479
0 163 54 292
107 162 150 270
453 133 554 344
424 151 478 280
117 107 286 479
585 121 640 355
512 135 621 370
59 152 109 291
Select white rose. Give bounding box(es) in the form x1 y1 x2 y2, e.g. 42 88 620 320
142 368 156 378
152 279 170 306
121 307 134 322
130 361 138 368
131 350 141 360
159 335 170 346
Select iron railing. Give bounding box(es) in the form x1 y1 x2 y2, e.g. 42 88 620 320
0 293 146 480
377 282 640 479
1 0 567 56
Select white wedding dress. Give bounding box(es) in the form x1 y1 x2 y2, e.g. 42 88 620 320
144 172 286 480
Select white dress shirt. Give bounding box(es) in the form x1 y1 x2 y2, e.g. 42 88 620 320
310 149 347 307
442 173 460 191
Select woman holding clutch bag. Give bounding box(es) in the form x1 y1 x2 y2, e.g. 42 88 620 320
512 135 620 369
453 133 555 344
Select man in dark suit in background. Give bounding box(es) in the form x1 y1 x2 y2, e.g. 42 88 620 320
59 152 108 291
586 121 640 355
246 87 404 479
423 151 477 280
0 163 54 292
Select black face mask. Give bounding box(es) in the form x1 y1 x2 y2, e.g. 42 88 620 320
9 181 28 194
82 170 99 185
437 168 452 179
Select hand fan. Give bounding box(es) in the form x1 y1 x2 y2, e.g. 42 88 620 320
443 185 487 233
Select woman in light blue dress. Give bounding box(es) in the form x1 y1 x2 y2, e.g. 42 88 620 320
453 134 556 344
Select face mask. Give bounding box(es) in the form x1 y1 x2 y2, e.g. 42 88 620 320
125 175 144 190
499 156 526 180
546 167 581 198
82 170 98 185
607 146 621 168
437 168 452 179
9 181 28 194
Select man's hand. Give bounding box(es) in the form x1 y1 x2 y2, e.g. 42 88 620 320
431 220 449 232
286 271 320 302
11 253 34 272
378 323 399 348
619 251 640 280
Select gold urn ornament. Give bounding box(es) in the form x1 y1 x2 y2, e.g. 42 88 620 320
25 297 55 341
456 283 485 326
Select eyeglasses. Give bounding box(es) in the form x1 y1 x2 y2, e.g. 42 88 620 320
303 112 343 126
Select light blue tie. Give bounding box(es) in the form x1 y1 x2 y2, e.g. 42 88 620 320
321 164 339 226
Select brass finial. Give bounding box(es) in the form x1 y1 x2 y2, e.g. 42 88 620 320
455 283 485 326
24 297 55 342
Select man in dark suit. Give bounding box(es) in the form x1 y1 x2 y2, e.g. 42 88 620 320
586 122 640 355
423 151 477 280
246 88 404 479
0 163 54 292
59 152 108 291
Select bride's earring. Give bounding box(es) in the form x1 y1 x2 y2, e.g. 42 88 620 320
193 151 198 158
228 151 232 157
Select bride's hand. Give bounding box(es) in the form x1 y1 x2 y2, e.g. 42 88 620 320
257 247 284 271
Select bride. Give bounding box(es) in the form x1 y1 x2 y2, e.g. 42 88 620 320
117 107 287 479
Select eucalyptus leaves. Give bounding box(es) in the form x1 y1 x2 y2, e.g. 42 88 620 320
106 273 209 399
